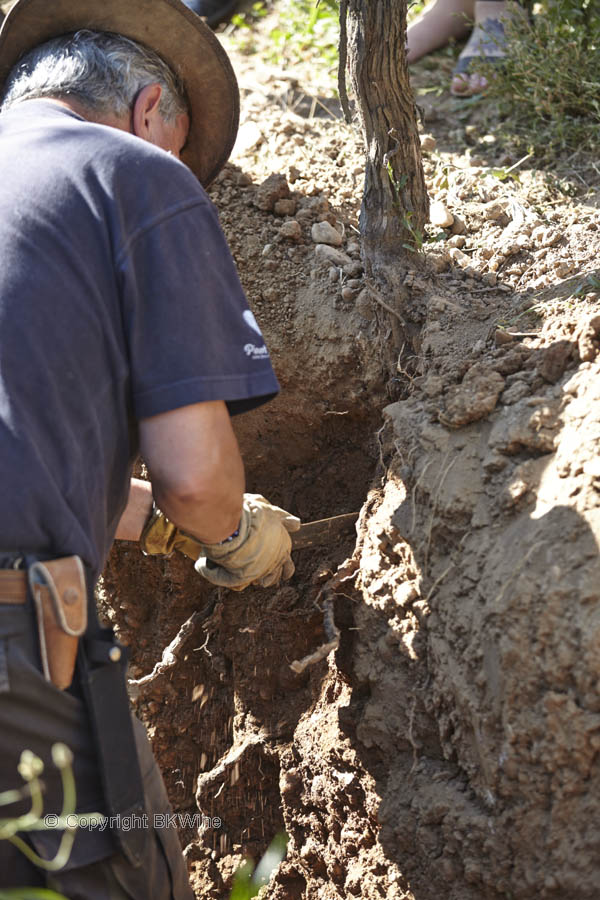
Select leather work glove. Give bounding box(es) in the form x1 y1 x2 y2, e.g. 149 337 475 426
139 505 203 561
140 494 301 591
196 494 301 591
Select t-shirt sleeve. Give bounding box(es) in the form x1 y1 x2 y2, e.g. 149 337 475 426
117 196 279 419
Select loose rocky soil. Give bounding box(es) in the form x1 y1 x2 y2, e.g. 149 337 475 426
103 9 600 899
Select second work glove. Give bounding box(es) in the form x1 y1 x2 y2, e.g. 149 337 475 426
140 494 300 591
196 494 301 591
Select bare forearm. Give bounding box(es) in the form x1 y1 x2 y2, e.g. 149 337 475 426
115 465 244 545
152 454 244 544
115 478 154 541
140 400 245 544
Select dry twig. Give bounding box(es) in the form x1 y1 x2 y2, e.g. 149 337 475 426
290 590 342 674
338 0 352 124
128 602 214 698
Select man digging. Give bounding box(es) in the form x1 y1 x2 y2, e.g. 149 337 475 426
0 0 298 895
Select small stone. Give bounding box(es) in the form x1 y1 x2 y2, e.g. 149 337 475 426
288 165 301 184
236 172 252 187
448 247 469 267
583 458 600 478
442 363 505 427
355 288 374 319
428 251 450 273
347 278 362 290
483 201 506 222
533 227 561 248
254 173 290 212
231 121 262 158
502 380 530 405
430 200 454 228
341 286 357 302
423 375 444 398
328 267 339 283
450 215 467 235
554 260 573 278
576 315 600 362
343 261 363 278
314 244 352 268
295 208 314 226
347 241 361 255
278 220 302 242
500 241 521 257
274 198 297 216
420 134 437 152
309 197 330 215
538 340 573 383
429 296 448 314
311 220 343 246
447 234 465 249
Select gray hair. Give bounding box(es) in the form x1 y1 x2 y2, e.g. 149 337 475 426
2 29 188 121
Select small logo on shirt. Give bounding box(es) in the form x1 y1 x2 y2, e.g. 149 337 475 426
244 343 270 360
243 310 263 336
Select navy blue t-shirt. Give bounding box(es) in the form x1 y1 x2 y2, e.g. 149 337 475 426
0 100 279 580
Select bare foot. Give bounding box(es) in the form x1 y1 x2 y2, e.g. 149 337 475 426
450 0 521 96
406 0 475 64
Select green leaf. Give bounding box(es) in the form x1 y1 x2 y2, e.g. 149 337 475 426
252 833 288 887
229 860 255 900
229 834 289 899
230 14 251 28
0 890 69 900
488 168 521 183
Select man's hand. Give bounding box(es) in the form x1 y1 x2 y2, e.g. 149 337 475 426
196 494 301 591
139 505 205 559
141 493 301 590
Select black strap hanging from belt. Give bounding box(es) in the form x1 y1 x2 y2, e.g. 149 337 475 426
76 573 147 868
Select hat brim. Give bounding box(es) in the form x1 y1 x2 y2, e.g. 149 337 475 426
0 0 239 185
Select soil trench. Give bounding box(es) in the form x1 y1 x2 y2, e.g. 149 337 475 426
101 160 386 896
100 17 600 900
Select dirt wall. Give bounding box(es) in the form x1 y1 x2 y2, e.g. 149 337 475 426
266 279 600 899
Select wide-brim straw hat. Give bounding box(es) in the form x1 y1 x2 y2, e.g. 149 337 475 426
0 0 239 185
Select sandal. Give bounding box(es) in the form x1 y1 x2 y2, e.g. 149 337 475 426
450 1 515 97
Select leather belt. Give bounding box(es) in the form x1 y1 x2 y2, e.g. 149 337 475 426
0 569 27 604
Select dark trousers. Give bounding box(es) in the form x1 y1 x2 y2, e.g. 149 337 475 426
0 600 194 899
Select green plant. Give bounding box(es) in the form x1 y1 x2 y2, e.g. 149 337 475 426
265 0 340 90
477 0 600 154
230 0 268 29
572 273 600 298
386 162 425 252
0 745 103 900
229 833 288 900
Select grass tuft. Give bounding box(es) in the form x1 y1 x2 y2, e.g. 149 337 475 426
476 0 600 155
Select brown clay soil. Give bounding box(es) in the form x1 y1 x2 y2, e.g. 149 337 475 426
101 8 600 899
